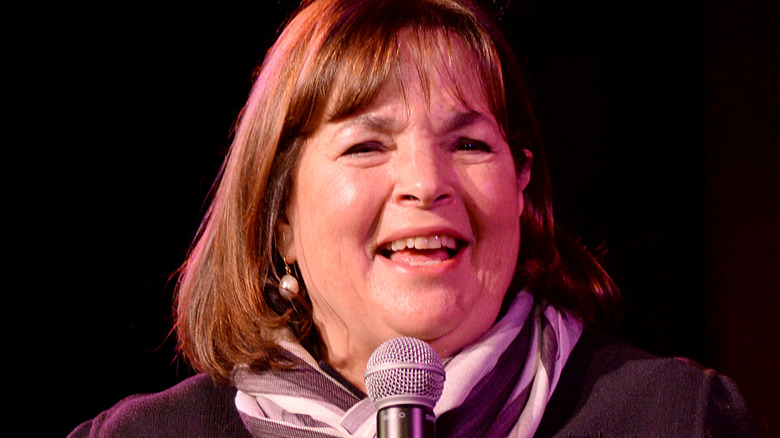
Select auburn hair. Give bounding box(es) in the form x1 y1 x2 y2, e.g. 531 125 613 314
174 0 621 383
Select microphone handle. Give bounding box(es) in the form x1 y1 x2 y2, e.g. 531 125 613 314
377 405 435 438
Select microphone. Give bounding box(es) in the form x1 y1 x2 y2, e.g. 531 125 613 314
364 337 446 438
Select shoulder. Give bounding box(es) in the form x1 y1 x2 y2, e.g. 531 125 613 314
538 329 764 437
68 373 252 438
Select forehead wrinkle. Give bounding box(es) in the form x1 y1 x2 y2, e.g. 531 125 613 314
347 113 395 132
337 102 486 136
332 84 490 139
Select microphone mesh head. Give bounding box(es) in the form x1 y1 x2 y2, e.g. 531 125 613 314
364 337 445 410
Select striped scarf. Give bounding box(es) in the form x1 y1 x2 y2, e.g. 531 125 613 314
234 291 582 437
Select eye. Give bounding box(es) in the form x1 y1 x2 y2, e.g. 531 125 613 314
454 139 492 153
342 141 385 157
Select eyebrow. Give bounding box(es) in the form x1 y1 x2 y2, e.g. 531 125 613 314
443 110 485 133
345 109 488 133
348 113 395 131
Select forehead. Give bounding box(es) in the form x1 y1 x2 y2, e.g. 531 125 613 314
376 57 490 116
324 30 493 125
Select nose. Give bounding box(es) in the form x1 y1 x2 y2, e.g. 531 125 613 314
391 142 454 209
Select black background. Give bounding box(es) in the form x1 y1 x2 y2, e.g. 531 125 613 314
22 1 777 435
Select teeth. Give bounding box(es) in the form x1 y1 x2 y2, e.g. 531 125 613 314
386 235 458 252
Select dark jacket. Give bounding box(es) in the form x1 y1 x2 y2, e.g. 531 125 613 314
69 330 763 437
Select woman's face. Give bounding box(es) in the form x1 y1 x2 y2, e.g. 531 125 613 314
280 47 530 384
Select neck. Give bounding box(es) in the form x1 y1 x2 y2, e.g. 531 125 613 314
321 347 370 394
318 359 368 397
308 326 372 393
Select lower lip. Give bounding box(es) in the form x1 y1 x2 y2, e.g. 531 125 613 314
375 246 467 274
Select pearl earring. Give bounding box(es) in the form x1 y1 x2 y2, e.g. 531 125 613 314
279 259 299 300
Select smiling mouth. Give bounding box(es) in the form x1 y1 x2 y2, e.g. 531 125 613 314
379 235 463 266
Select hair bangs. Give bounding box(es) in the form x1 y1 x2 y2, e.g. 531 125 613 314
291 0 507 137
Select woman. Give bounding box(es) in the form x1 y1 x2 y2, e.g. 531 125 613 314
70 0 761 436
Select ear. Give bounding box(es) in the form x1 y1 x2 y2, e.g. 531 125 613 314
276 218 297 264
517 148 533 193
516 149 532 213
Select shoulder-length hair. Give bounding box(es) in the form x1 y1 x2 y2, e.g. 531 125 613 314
175 0 621 383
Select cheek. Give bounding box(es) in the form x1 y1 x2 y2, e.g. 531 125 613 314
291 169 384 280
297 172 377 237
466 164 522 226
295 164 361 225
467 165 523 280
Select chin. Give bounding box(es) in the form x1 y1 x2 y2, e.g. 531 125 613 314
368 281 504 347
386 309 491 352
379 293 465 328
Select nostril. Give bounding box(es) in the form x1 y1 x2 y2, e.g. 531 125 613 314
399 194 430 204
396 192 453 208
